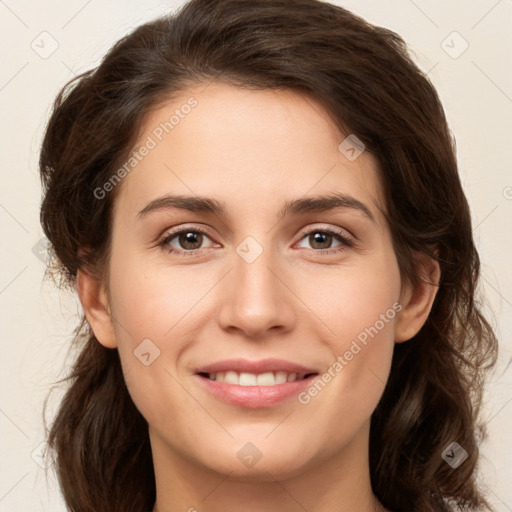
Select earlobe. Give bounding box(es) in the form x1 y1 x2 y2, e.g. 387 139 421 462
76 268 118 348
395 253 441 343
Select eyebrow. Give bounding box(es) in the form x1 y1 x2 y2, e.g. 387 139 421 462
137 192 376 223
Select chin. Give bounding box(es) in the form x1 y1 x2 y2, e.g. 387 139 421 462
191 437 318 482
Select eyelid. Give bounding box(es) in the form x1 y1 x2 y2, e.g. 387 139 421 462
295 223 355 243
159 223 216 240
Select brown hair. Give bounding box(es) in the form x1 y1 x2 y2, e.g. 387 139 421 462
39 0 498 510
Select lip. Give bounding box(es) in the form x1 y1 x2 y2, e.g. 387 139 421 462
195 373 319 408
194 358 318 375
193 358 319 408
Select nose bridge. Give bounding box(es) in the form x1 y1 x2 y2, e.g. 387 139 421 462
216 234 295 337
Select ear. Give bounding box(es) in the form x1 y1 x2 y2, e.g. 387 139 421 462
76 268 117 348
395 252 441 343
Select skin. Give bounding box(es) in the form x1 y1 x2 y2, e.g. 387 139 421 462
78 82 440 512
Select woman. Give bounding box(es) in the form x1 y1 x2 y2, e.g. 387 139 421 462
39 0 498 510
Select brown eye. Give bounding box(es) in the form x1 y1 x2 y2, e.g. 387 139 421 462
177 231 204 250
308 232 334 250
296 228 354 254
160 228 216 255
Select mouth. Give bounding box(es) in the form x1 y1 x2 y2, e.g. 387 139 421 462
193 359 320 408
195 372 319 408
198 371 318 386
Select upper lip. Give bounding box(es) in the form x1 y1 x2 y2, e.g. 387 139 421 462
195 358 318 375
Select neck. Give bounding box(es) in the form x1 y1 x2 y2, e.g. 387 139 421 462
150 422 388 512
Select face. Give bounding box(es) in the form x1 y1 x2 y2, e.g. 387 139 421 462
87 82 416 480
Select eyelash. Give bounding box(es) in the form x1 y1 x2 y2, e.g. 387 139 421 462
158 225 355 257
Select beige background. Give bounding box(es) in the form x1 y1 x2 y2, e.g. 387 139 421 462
0 0 511 510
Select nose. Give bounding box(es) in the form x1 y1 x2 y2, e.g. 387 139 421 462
216 241 297 339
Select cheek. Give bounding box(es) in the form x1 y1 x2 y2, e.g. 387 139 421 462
104 249 190 418
298 248 402 345
108 250 202 342
296 253 401 420
107 273 198 435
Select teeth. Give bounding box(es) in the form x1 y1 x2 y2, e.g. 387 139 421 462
275 371 288 384
206 371 309 386
239 372 257 386
224 371 238 385
257 372 275 386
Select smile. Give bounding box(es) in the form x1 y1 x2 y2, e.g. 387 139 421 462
199 371 315 386
195 373 319 408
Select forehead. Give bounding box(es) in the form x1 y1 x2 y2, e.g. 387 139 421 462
113 82 386 222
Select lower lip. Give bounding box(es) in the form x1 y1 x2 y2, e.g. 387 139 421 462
195 374 318 408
